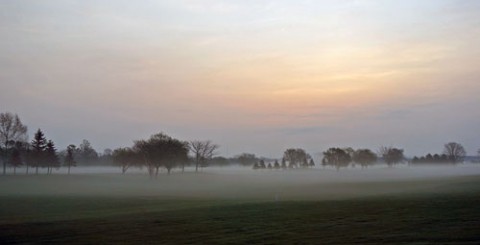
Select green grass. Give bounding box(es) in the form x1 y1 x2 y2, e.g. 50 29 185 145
1 174 480 244
1 194 479 244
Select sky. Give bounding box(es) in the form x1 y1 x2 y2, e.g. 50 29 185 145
1 0 479 158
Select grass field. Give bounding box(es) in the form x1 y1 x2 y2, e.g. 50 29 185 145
1 167 480 244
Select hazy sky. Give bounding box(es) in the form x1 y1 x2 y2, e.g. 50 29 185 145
1 0 479 158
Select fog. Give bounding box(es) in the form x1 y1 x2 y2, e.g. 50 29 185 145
2 164 479 201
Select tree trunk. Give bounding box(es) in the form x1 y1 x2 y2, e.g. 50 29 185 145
26 164 29 174
35 165 39 175
68 165 71 175
13 166 16 175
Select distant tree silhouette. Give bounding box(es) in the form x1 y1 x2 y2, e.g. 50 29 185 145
45 140 60 174
411 153 450 164
134 133 189 177
31 129 47 174
379 146 404 167
165 138 189 174
76 139 99 165
112 147 140 174
65 144 77 174
274 160 280 169
0 112 28 175
443 142 466 163
259 159 266 169
9 147 22 175
267 162 272 169
309 159 315 167
353 149 377 168
322 148 352 171
236 153 257 166
189 140 218 172
281 158 287 169
283 148 309 168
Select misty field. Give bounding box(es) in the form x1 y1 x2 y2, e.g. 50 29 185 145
1 166 480 244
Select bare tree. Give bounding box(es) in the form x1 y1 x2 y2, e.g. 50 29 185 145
443 142 466 163
189 140 219 172
0 112 28 175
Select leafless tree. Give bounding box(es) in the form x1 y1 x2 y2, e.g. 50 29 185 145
443 142 466 163
0 112 28 175
189 140 219 172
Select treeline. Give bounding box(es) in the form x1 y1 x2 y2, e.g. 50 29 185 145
253 148 315 170
410 142 467 164
0 112 113 175
1 112 478 176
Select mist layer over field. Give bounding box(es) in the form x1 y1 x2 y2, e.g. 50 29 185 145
2 164 479 200
2 165 480 244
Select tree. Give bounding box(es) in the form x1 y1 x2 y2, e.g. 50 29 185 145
283 148 309 169
379 146 404 167
45 140 60 174
236 153 257 166
322 148 352 170
9 148 22 175
134 133 189 177
189 140 219 172
0 112 28 175
443 142 466 163
64 145 77 174
31 129 47 174
353 149 377 168
259 159 266 169
274 160 280 169
281 158 287 169
112 147 140 174
77 139 99 165
164 138 189 174
309 159 315 167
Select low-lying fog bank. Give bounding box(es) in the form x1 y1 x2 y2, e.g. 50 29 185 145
1 164 479 201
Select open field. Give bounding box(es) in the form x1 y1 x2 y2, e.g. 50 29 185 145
1 166 480 244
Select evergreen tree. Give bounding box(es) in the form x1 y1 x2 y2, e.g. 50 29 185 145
273 160 280 169
45 140 60 174
31 129 47 174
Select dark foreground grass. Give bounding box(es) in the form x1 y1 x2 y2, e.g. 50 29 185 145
1 193 479 244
